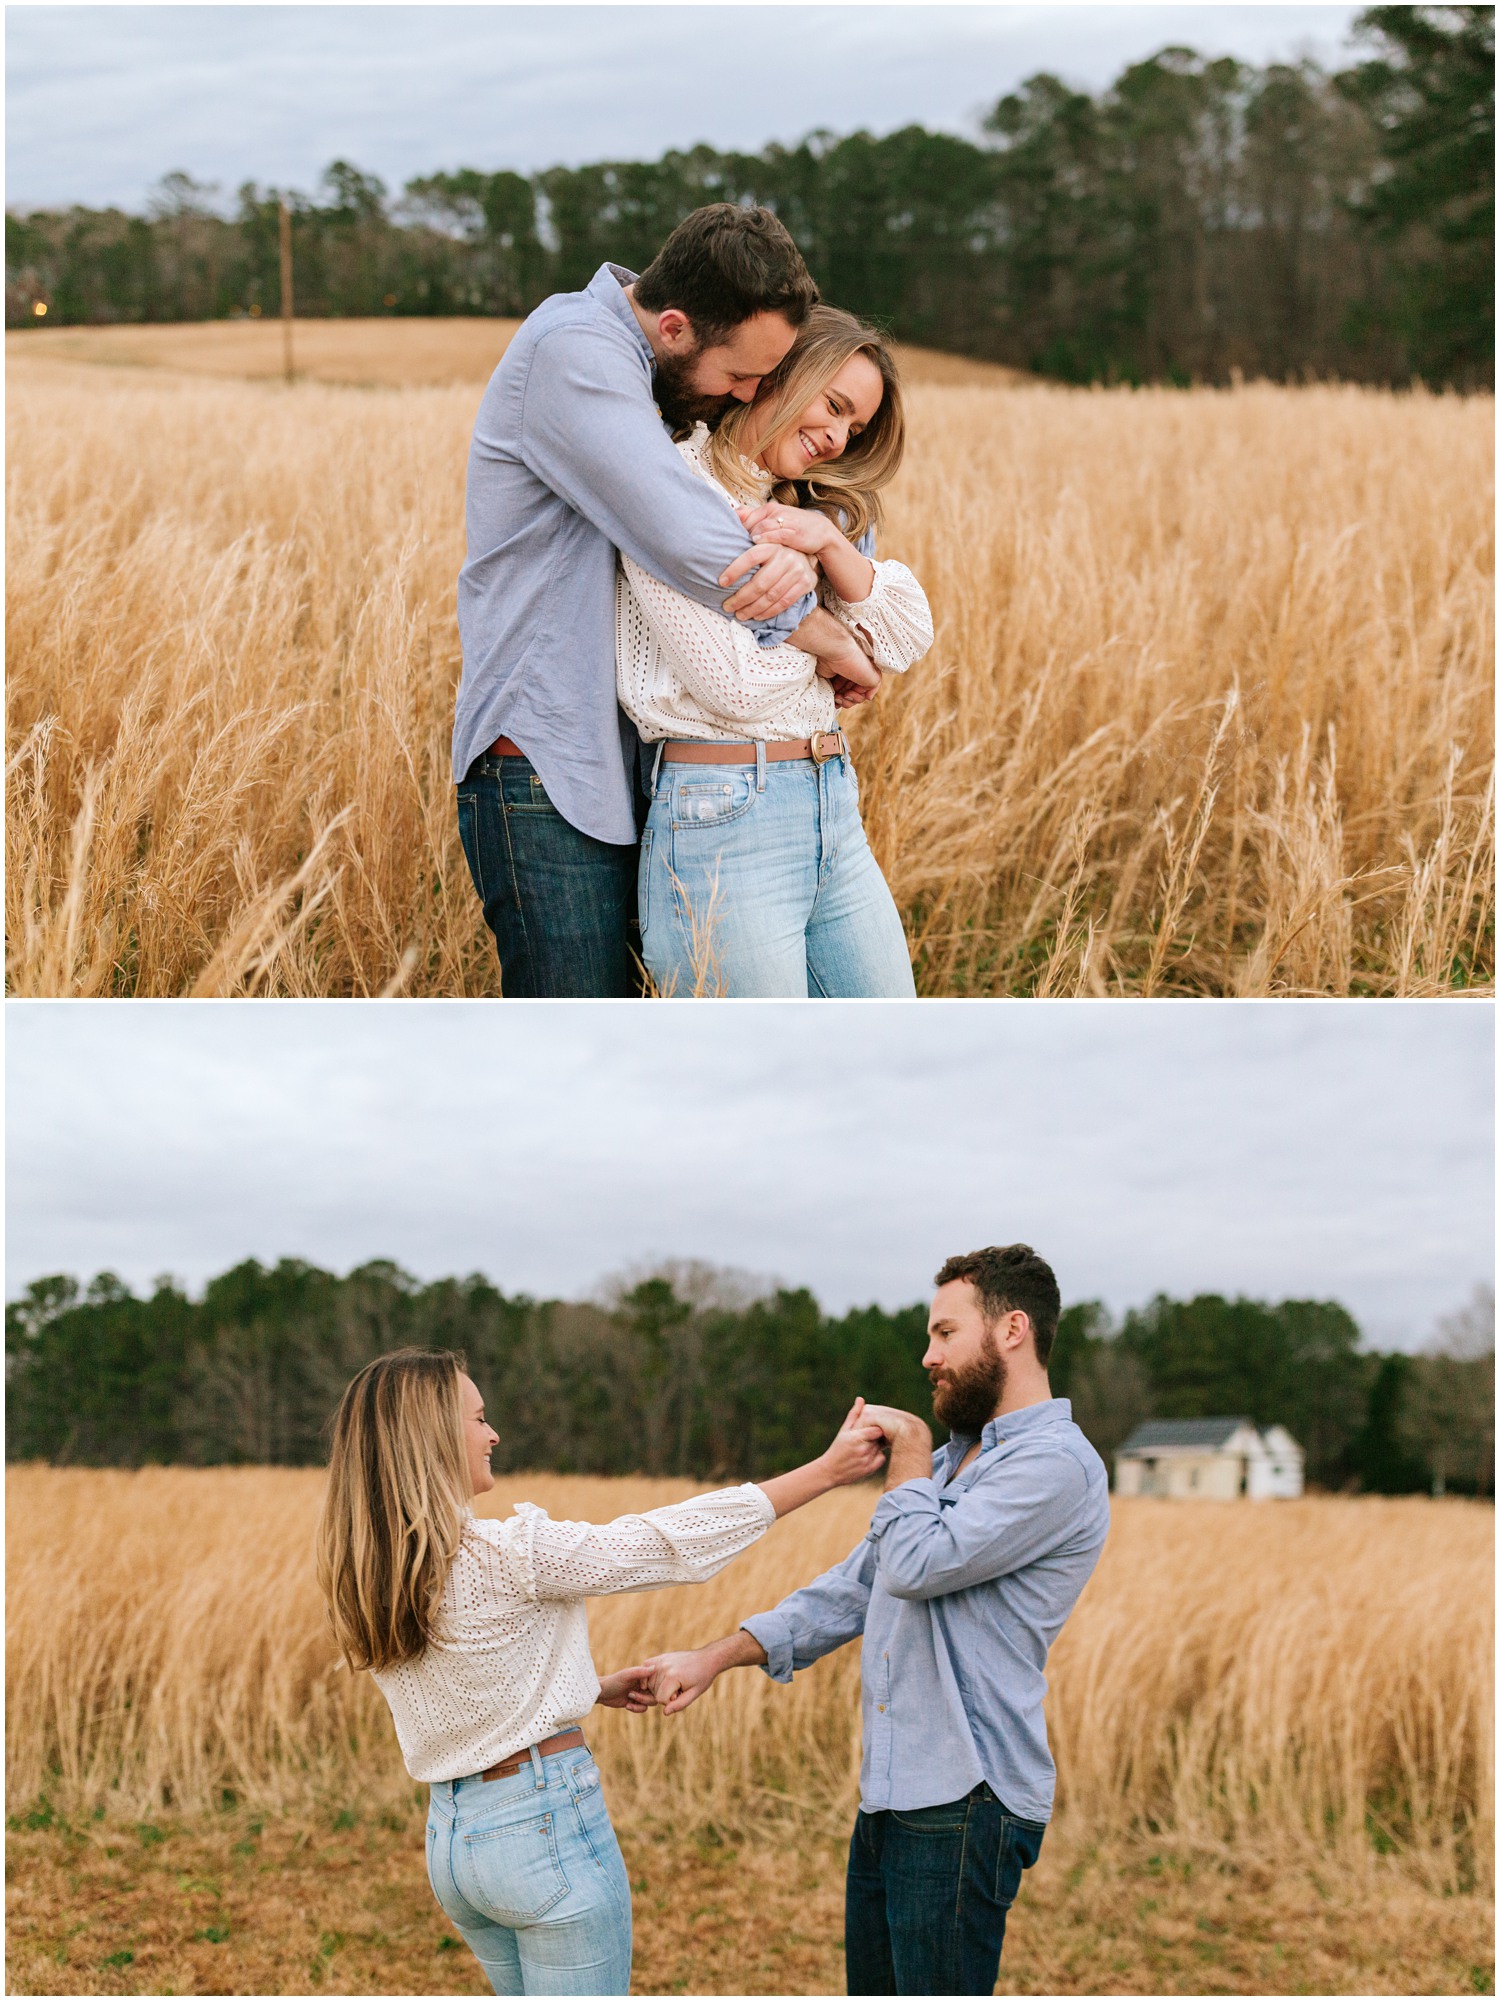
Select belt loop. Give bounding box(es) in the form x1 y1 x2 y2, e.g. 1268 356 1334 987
754 739 766 793
528 1744 545 1791
650 739 665 797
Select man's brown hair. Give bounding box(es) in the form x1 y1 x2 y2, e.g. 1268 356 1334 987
633 203 818 345
933 1245 1062 1368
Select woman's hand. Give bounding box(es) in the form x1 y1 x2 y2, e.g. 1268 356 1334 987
736 501 836 559
595 1664 657 1712
818 1396 890 1487
755 1396 885 1516
740 502 877 606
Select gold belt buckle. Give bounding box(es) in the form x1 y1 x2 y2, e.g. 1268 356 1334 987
808 730 842 766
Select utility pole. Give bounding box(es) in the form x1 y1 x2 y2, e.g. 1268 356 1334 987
278 196 295 384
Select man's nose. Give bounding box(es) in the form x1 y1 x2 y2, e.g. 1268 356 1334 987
731 381 760 402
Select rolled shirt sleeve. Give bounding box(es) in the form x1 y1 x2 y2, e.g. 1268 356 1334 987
741 1538 876 1681
865 1449 1092 1601
519 328 814 645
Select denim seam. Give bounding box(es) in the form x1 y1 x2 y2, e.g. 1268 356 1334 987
495 774 536 978
953 1789 976 1931
638 828 652 936
458 786 488 906
568 1774 608 1873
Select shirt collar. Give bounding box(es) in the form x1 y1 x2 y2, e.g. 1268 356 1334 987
946 1396 1072 1456
588 261 654 370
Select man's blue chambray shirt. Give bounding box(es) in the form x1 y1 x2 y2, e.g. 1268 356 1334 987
453 263 814 843
741 1397 1110 1822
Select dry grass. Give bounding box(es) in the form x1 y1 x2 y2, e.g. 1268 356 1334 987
5 319 1025 390
6 1468 1493 1993
6 322 1490 996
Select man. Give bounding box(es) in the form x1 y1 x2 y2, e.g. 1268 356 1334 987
453 203 825 997
640 1244 1111 1997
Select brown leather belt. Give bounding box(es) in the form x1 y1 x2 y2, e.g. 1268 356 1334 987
488 736 527 758
477 1727 586 1783
662 732 848 767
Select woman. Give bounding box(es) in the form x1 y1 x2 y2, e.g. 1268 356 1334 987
315 1348 884 1995
617 306 934 998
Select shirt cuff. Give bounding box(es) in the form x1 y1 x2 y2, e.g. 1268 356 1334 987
740 1609 795 1683
832 560 889 615
740 1483 777 1527
865 1476 941 1541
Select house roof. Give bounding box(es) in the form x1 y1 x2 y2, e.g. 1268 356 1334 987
1118 1418 1255 1453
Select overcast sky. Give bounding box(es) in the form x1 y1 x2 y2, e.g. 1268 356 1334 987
7 4 1369 214
6 1001 1491 1350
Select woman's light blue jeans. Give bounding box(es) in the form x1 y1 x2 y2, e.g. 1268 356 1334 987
639 743 917 997
425 1745 632 1996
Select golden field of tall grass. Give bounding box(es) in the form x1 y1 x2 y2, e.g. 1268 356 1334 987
5 1468 1492 1995
6 322 1493 997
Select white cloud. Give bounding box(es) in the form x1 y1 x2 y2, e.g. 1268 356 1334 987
6 4 1368 211
7 999 1492 1350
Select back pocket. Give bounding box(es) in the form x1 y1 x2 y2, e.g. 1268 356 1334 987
462 1808 571 1924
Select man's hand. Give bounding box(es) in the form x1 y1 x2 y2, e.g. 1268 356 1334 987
640 1629 768 1715
595 1664 657 1712
641 1649 718 1715
812 638 881 691
830 672 883 709
858 1405 934 1490
719 544 818 622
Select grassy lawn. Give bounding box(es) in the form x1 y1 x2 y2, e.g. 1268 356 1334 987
6 1803 1492 1996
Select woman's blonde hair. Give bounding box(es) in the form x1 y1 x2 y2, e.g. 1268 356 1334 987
705 305 906 544
315 1347 472 1673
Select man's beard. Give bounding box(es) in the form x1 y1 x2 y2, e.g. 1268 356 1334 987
930 1328 1008 1435
653 349 735 432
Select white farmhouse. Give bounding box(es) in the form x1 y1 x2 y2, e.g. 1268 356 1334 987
1114 1418 1305 1499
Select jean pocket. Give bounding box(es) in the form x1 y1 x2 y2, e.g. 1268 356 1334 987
462 1808 571 1924
567 1756 603 1800
995 1813 1045 1906
670 772 756 831
503 767 560 816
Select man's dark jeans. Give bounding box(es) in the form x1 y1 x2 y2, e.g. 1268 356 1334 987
456 752 639 997
844 1785 1045 1996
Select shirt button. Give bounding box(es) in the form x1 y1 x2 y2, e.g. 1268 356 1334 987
878 1704 886 1712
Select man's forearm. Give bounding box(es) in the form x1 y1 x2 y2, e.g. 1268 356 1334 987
709 1628 768 1673
884 1420 935 1490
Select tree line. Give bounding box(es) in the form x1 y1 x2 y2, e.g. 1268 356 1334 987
5 8 1492 387
6 1259 1492 1496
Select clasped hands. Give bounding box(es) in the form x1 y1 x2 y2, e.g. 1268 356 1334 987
595 1397 927 1721
716 501 883 711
